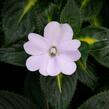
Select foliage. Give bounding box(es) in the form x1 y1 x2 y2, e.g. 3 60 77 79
0 91 36 109
0 0 109 109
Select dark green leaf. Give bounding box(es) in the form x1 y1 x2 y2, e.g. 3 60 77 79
78 90 109 109
0 91 36 109
80 26 109 68
91 40 109 68
1 0 56 66
79 42 90 67
60 0 81 34
33 3 58 34
2 0 35 46
79 26 109 40
19 0 37 22
44 3 59 21
77 61 98 91
76 0 103 21
0 43 27 66
24 72 46 109
40 74 77 109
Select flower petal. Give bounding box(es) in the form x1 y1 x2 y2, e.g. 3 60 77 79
24 33 49 55
57 56 77 75
28 33 49 49
61 24 73 40
71 50 81 61
58 39 81 53
44 21 61 45
44 21 73 46
28 33 42 41
39 54 50 76
26 56 42 71
47 57 60 76
59 50 81 62
24 42 44 55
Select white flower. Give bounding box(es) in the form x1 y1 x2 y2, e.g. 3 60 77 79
24 21 81 76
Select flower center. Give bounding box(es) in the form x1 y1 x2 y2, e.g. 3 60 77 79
49 46 57 57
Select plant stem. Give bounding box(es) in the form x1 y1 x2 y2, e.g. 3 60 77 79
56 74 62 93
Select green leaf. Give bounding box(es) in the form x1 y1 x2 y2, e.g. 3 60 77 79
0 43 27 66
79 26 109 40
24 72 46 109
45 3 59 22
60 0 81 34
2 0 35 46
40 74 77 109
79 26 109 68
0 91 36 109
1 0 56 66
19 0 38 22
77 61 98 91
78 0 103 21
80 0 90 9
33 3 57 33
91 40 109 68
79 37 97 45
78 90 109 109
79 42 90 67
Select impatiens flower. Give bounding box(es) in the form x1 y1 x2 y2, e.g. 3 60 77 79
24 21 81 76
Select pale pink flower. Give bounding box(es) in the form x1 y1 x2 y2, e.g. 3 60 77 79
24 21 81 76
